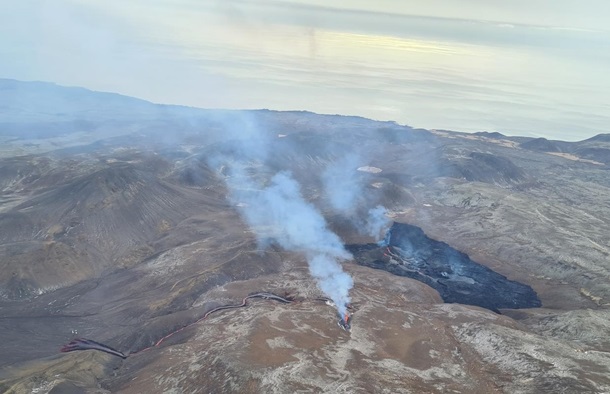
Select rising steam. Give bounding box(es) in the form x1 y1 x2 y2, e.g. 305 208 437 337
321 152 390 241
231 171 353 315
208 113 353 316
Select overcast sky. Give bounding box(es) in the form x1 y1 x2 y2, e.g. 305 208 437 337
2 0 609 140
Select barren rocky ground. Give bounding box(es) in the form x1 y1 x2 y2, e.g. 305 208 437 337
1 79 609 393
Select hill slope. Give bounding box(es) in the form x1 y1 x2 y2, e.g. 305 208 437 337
1 80 609 393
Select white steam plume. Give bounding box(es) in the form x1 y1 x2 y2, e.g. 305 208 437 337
322 153 361 213
365 205 389 240
209 113 353 316
231 171 353 315
321 153 390 241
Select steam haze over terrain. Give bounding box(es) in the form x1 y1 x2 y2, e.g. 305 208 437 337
2 0 610 140
3 2 610 393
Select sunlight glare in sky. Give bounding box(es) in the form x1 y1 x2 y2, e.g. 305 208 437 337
1 0 609 140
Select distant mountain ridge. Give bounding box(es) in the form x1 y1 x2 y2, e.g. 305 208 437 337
2 78 609 142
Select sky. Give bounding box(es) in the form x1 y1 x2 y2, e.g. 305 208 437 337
1 0 609 140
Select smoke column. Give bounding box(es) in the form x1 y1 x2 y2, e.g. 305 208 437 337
209 113 353 316
321 153 390 241
365 205 390 240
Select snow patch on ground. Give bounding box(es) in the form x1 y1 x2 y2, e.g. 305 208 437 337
357 166 382 173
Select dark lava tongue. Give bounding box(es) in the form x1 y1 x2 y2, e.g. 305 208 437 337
347 222 541 312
